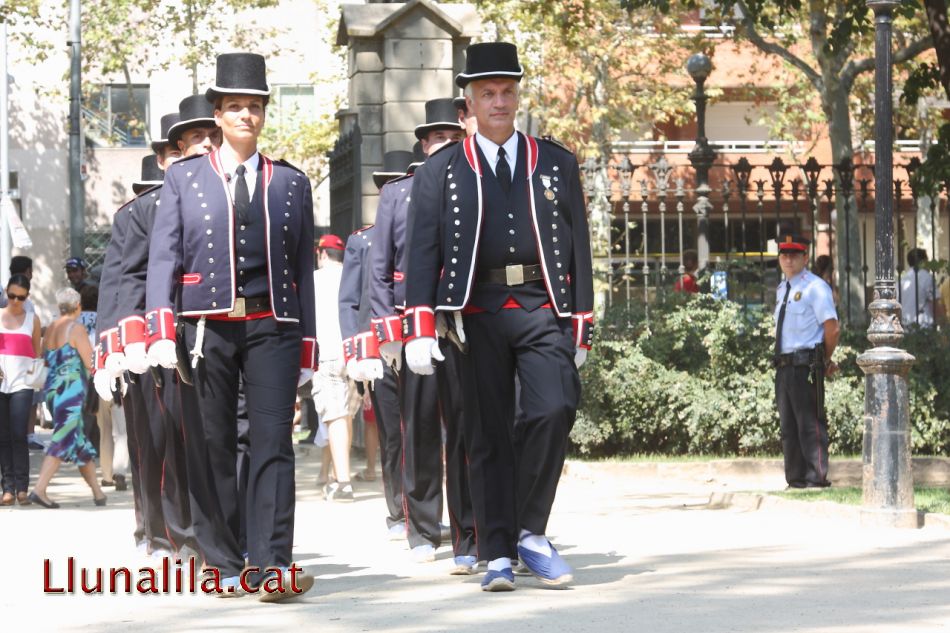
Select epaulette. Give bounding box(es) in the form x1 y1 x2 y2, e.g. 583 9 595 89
539 135 574 154
428 139 459 159
114 197 138 215
383 173 414 188
133 183 164 199
273 158 306 177
173 153 206 167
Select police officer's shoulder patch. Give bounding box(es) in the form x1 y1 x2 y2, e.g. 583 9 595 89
539 135 574 154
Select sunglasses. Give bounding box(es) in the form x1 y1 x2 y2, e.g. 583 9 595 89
7 293 27 302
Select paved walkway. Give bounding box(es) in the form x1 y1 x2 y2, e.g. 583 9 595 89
2 446 949 632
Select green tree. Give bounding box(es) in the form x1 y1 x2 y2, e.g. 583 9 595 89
621 0 934 325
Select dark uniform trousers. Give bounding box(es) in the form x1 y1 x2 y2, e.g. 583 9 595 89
437 340 477 557
461 307 580 562
399 350 444 549
182 316 300 577
121 387 147 546
369 363 404 528
123 377 171 551
236 380 251 555
775 365 829 486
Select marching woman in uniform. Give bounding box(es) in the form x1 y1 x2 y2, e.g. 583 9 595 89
145 53 316 600
404 43 594 591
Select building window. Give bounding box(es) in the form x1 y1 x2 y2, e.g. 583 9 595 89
270 84 316 131
83 84 150 147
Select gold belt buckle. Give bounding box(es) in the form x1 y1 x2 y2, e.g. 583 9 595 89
505 264 524 286
228 297 246 318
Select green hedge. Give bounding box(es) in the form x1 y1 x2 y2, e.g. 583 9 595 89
572 294 950 457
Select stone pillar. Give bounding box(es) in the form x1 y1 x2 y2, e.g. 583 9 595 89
337 0 481 227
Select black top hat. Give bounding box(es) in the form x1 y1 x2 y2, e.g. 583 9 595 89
205 52 270 103
777 233 810 253
408 141 426 173
453 95 467 115
150 113 181 153
455 42 524 88
414 98 465 140
373 150 413 190
168 95 217 147
132 154 164 195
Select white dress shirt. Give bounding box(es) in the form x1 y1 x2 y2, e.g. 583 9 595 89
219 150 260 201
900 268 941 328
774 269 838 353
475 131 518 177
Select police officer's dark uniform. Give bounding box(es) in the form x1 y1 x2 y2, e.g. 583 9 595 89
404 43 594 589
94 154 169 553
115 96 226 560
145 53 316 594
370 107 477 564
774 235 838 488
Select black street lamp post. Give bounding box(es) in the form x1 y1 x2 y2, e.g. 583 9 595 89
687 53 715 271
857 0 916 528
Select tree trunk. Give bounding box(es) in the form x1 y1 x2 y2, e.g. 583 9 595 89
824 80 865 327
924 0 950 100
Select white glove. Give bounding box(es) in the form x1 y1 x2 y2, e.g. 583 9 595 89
346 358 364 382
104 351 126 376
147 339 178 369
358 358 384 382
379 341 403 371
298 368 314 388
123 342 150 374
94 370 117 402
404 337 444 376
574 347 588 368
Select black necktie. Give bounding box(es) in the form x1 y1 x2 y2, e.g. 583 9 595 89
496 147 511 194
234 164 250 224
775 281 791 354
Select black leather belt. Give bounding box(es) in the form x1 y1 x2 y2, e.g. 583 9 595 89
476 264 543 286
773 348 818 368
228 295 270 318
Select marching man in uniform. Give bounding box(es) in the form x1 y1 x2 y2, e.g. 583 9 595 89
773 235 838 489
145 52 316 600
404 42 594 591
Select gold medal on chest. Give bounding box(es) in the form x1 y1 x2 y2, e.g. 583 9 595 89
544 189 556 201
794 291 802 301
541 174 555 200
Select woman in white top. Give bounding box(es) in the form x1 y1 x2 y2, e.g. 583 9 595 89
0 274 41 506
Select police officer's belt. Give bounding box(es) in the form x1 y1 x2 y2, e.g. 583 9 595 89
227 295 270 318
773 348 818 368
477 264 543 286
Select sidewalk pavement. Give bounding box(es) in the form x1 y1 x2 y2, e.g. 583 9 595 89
2 446 949 633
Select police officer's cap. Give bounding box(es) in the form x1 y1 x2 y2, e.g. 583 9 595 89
150 112 181 153
132 154 164 195
778 234 809 254
205 52 270 104
414 98 465 140
372 150 413 190
168 95 217 146
455 42 524 88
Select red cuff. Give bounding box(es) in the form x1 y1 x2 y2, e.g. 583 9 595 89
301 337 318 370
119 316 147 347
402 306 435 342
355 331 380 360
372 315 404 345
100 328 122 355
95 345 106 371
146 308 175 346
572 312 595 350
342 337 356 363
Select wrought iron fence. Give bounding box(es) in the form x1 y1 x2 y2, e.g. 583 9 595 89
581 151 950 328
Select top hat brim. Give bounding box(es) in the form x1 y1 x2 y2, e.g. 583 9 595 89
150 139 170 153
373 172 405 190
413 121 465 141
167 117 218 146
132 180 162 195
455 68 524 89
205 86 271 103
408 162 424 174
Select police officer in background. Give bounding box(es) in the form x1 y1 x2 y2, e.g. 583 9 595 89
404 42 594 591
773 235 839 490
145 53 316 600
